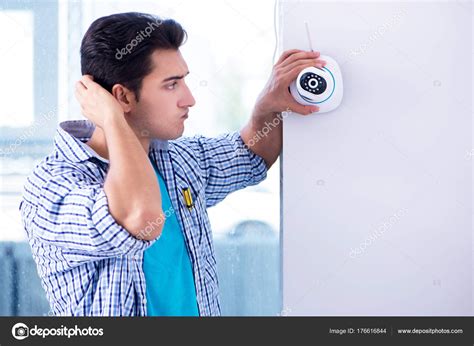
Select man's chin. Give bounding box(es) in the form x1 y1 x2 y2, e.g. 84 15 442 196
171 125 185 140
170 131 184 140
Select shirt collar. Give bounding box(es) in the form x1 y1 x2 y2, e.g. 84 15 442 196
54 120 169 164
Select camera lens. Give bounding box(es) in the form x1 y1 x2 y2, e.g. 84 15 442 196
300 72 327 95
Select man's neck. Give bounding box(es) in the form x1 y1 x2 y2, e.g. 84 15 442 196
85 125 151 161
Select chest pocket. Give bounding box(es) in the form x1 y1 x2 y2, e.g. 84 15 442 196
177 184 208 247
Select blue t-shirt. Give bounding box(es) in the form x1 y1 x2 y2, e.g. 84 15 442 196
143 161 199 316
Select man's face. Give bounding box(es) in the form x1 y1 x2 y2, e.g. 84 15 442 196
130 49 195 140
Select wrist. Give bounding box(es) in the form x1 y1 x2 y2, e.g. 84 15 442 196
251 106 277 127
102 111 126 129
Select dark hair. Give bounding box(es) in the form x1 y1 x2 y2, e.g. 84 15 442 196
80 12 187 100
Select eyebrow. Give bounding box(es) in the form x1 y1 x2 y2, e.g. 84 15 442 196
162 71 190 83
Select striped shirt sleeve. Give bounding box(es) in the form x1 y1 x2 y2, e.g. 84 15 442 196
177 131 268 208
31 165 153 264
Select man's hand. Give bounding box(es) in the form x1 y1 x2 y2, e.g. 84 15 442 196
73 75 164 241
240 49 325 169
253 49 326 117
74 75 124 128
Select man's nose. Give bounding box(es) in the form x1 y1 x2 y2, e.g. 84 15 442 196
179 84 196 108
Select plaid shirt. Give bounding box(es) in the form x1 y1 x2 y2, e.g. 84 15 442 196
19 120 267 316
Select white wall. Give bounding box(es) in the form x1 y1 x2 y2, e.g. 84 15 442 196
281 0 472 316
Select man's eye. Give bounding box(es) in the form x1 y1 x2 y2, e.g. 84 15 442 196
167 81 178 90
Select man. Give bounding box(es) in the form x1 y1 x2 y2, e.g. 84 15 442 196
19 12 325 316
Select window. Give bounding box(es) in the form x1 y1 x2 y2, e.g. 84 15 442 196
0 0 58 316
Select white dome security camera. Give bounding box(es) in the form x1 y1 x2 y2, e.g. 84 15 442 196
289 55 343 113
288 22 343 114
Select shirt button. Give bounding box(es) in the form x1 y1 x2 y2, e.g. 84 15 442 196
133 255 138 261
143 298 147 304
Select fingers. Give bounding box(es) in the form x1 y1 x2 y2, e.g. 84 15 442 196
275 49 303 65
74 81 86 101
278 50 320 69
280 58 326 76
75 80 87 92
287 100 319 115
75 75 96 102
79 75 95 89
271 51 328 116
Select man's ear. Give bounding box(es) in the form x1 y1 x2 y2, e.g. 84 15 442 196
111 84 137 113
